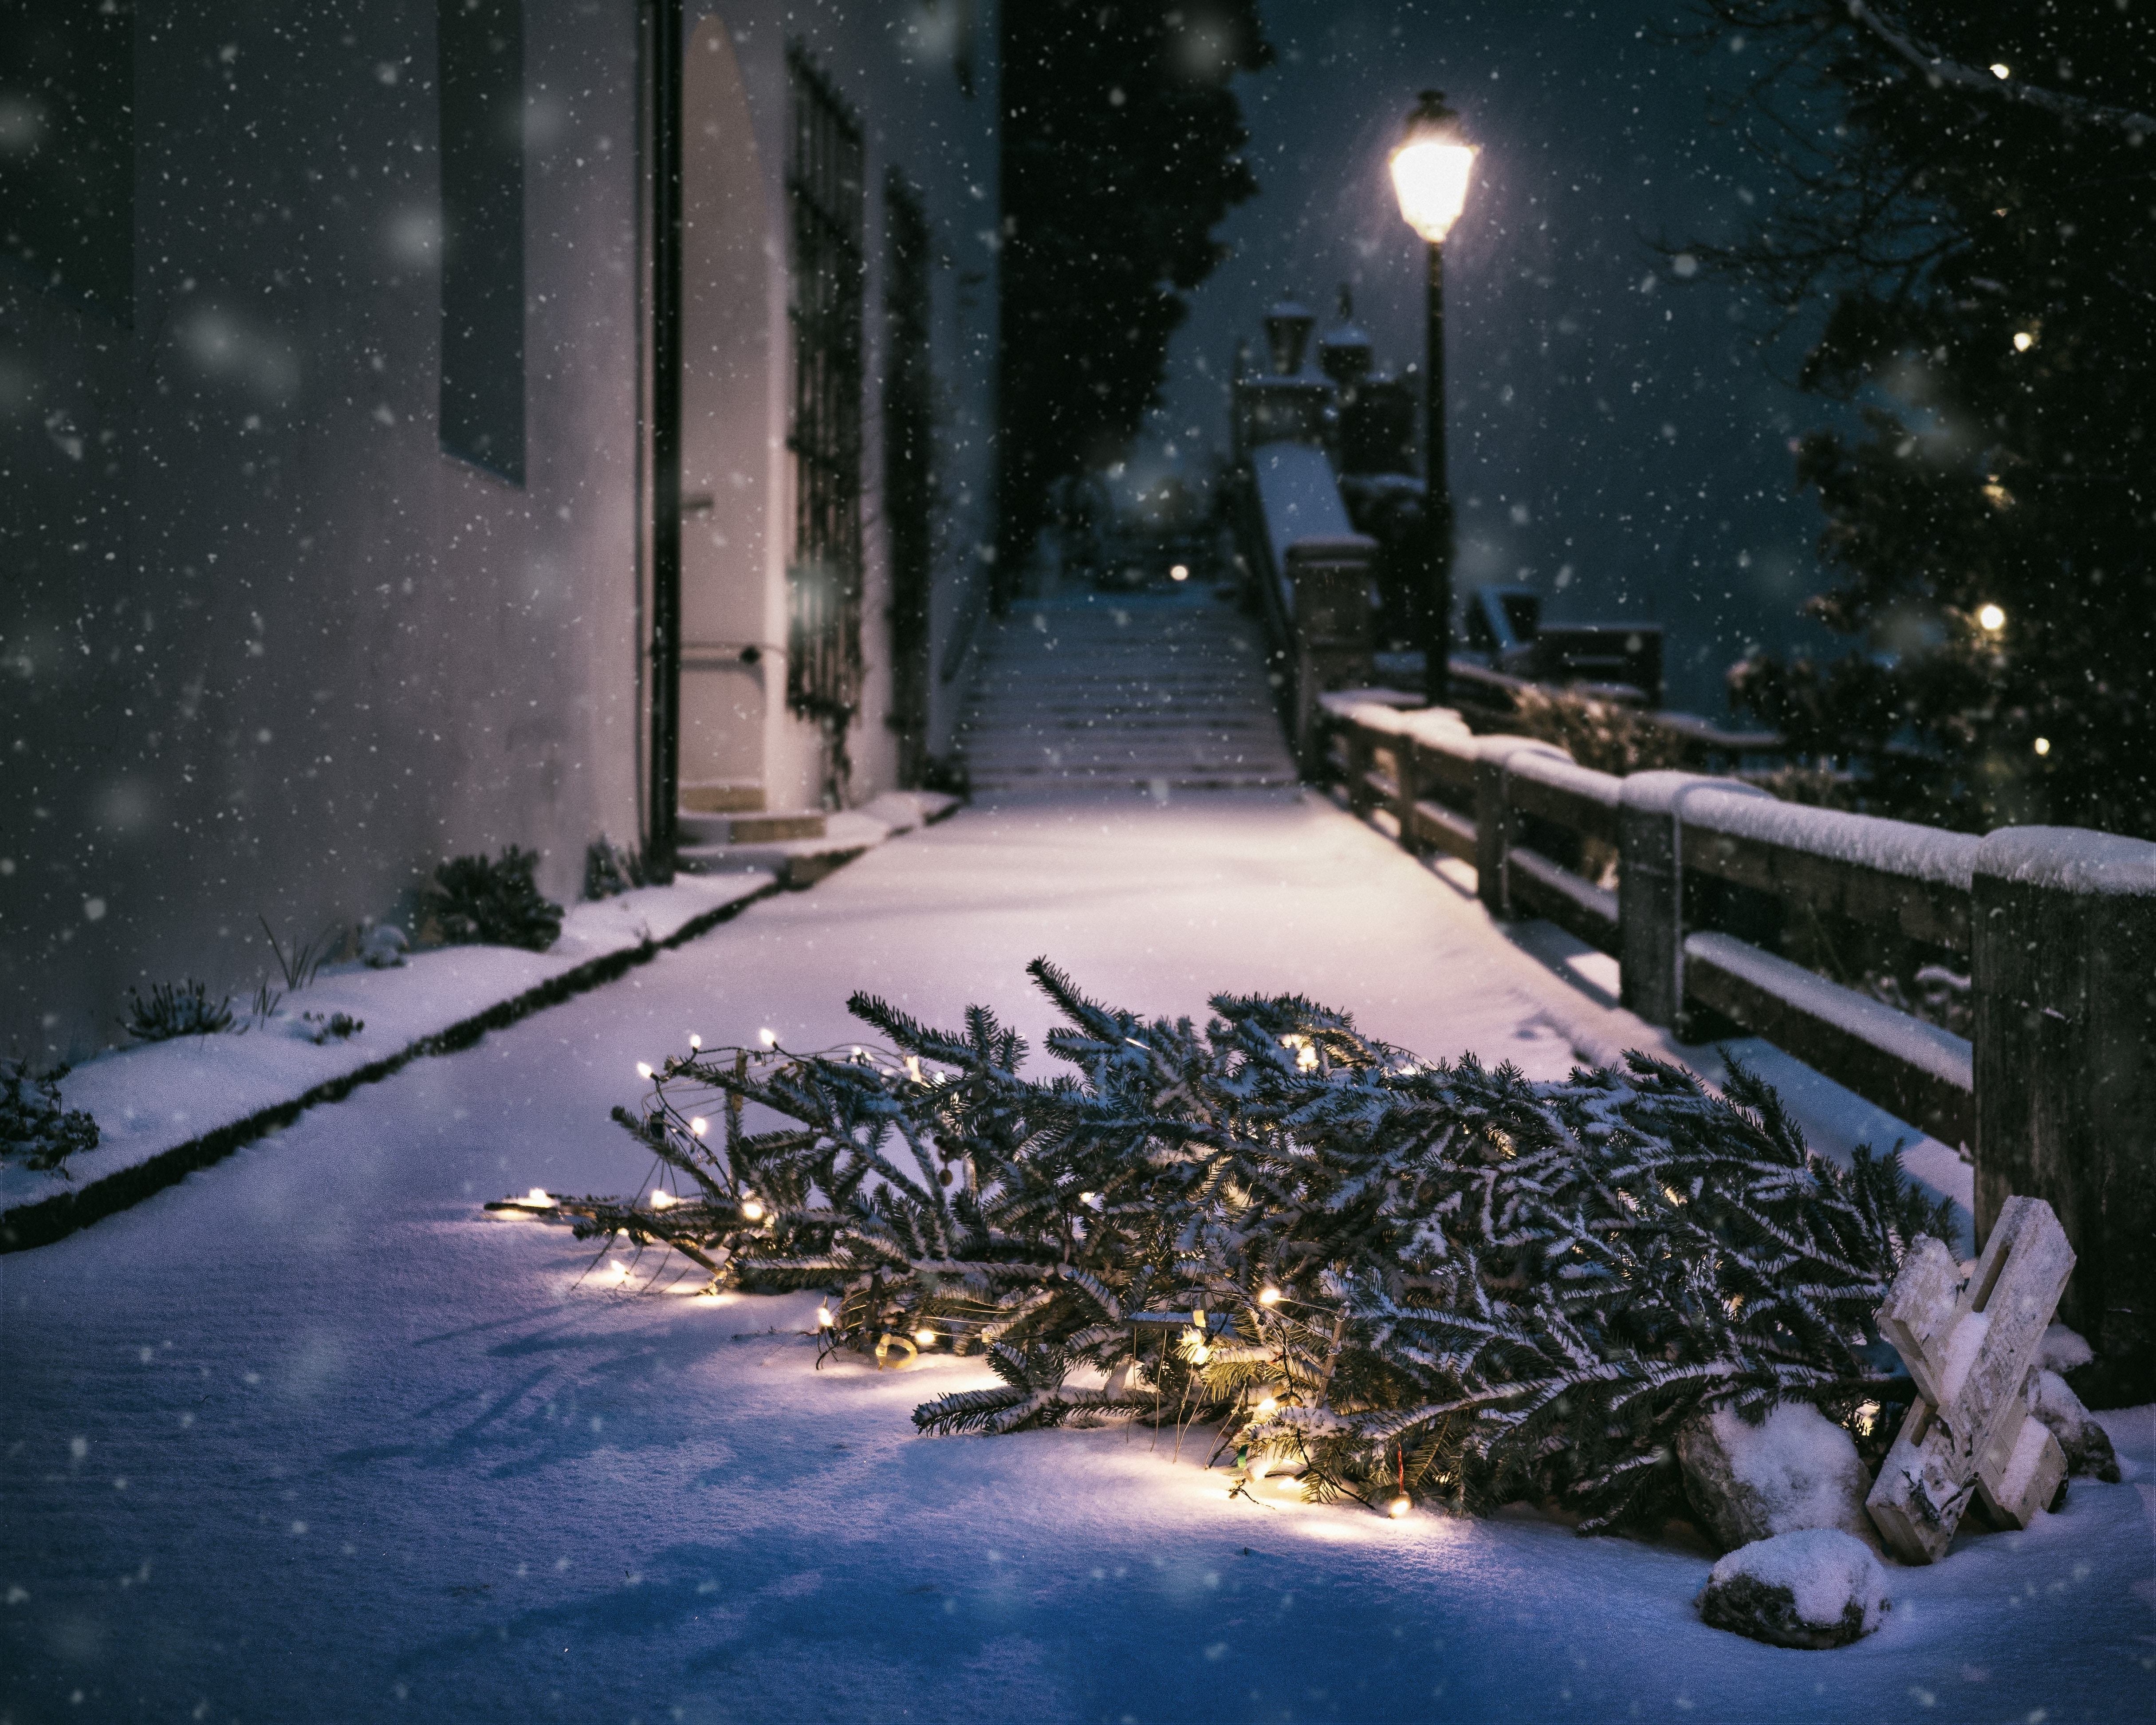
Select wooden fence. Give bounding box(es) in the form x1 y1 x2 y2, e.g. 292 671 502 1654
1319 693 2156 1401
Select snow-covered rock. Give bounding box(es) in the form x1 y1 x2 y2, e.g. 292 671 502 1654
361 924 409 969
2039 1321 2094 1375
2030 1368 2121 1483
1696 1528 1889 1650
1677 1400 1877 1553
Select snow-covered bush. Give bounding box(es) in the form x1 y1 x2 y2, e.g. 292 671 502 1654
123 978 236 1041
549 962 1950 1533
423 847 563 951
0 1056 98 1175
583 835 646 901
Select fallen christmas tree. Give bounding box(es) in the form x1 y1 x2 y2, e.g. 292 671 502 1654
517 960 1952 1534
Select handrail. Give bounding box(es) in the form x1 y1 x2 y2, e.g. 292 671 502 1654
1297 641 2155 1404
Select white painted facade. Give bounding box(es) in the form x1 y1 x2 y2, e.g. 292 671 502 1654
0 0 997 1061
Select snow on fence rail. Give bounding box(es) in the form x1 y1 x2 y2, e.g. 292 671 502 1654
1316 692 2156 1402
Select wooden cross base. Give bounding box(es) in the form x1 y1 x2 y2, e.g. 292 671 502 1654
1866 1195 2074 1564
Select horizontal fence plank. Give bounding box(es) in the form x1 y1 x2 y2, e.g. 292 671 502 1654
1411 799 1478 865
1684 930 1974 1146
1504 752 1622 846
1677 788 1976 951
1509 847 1621 955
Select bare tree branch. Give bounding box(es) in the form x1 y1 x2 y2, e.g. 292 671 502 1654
1846 0 2156 137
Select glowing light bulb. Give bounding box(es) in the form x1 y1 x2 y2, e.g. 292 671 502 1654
1978 603 2007 632
1250 1457 1271 1481
688 1034 702 1050
2034 736 2051 756
1389 1495 1412 1519
1275 1474 1301 1493
649 1190 674 1209
1990 62 2010 79
526 1187 551 1206
1169 563 1189 582
913 1328 936 1348
609 1260 630 1281
739 1197 765 1222
690 1117 709 1137
1191 1343 1212 1365
758 1028 778 1048
1259 1285 1283 1306
815 1306 835 1328
2013 331 2034 352
636 1062 654 1079
1255 1395 1278 1416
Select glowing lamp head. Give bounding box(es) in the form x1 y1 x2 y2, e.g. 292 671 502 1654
648 1189 674 1209
758 1027 778 1048
689 1117 708 1138
2034 736 2051 756
1169 563 1190 582
913 1327 936 1348
1258 1285 1283 1306
1389 1494 1412 1519
636 1062 654 1080
1389 91 1477 244
1990 62 2011 80
739 1197 766 1222
1255 1395 1278 1416
687 1033 702 1050
815 1305 835 1328
2013 331 2034 352
1977 603 2007 633
526 1187 551 1206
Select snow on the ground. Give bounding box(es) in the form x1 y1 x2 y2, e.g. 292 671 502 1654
0 874 776 1222
3 788 2150 1724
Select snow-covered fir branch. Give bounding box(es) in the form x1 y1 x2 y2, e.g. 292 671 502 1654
541 961 1953 1532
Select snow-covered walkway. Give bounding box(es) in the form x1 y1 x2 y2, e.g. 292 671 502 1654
4 790 2151 1724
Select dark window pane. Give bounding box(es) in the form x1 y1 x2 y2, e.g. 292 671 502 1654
438 0 523 484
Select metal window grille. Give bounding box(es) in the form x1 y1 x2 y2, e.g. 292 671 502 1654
785 44 866 730
882 171 934 785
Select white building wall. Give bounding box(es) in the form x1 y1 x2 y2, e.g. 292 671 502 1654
0 0 998 1063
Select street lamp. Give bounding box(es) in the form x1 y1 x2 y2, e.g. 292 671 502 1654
1389 90 1476 705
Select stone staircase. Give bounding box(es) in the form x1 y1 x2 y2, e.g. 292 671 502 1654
955 584 1299 794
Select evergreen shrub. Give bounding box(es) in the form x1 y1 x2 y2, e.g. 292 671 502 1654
0 1057 98 1175
424 847 563 951
123 979 236 1041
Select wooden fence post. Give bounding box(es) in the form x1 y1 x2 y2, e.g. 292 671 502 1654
1973 827 2156 1403
1475 739 1566 919
1616 771 1695 1029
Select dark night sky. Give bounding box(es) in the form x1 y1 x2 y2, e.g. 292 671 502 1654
1147 0 1851 713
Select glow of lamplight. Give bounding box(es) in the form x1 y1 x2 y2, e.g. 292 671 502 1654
526 1187 551 1206
688 1034 702 1050
690 1117 709 1137
740 1197 766 1222
1389 1495 1412 1519
815 1306 835 1328
758 1028 778 1048
2034 736 2051 756
636 1062 654 1079
1978 603 2007 632
1255 1395 1278 1415
1990 62 2010 79
649 1190 674 1209
2013 331 2034 352
1259 1285 1282 1306
609 1260 631 1281
1275 1474 1302 1493
913 1328 936 1348
1249 1456 1271 1481
1169 563 1189 582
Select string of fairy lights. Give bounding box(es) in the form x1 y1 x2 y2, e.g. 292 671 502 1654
489 1025 1443 1517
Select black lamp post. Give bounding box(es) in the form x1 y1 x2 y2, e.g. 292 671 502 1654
1389 91 1476 706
